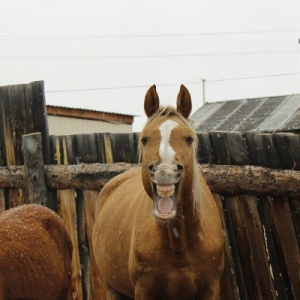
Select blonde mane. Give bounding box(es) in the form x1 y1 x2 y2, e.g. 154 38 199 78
138 106 206 218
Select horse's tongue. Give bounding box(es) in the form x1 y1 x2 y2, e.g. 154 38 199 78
158 197 173 214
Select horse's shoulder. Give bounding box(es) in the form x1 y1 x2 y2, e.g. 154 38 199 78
96 167 142 205
103 166 141 190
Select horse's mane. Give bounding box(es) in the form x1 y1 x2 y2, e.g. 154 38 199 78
138 106 207 218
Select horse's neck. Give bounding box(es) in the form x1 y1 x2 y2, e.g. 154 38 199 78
158 166 204 252
162 193 201 253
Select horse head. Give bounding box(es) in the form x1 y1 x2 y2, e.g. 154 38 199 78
139 85 199 220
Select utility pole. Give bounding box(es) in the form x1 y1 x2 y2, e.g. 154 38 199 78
201 79 206 105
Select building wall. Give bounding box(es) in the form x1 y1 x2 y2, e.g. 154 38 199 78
48 115 132 135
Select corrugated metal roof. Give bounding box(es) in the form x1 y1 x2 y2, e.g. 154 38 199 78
46 105 134 125
46 104 135 118
191 94 300 132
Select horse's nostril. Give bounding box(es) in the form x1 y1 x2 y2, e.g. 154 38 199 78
177 164 184 172
148 164 155 173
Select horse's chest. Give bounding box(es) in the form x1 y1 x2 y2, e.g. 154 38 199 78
162 269 197 297
132 250 201 299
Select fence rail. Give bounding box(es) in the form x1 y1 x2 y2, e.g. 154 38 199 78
1 162 300 197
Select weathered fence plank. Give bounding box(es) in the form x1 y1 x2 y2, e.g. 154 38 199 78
75 134 99 164
197 132 214 164
210 132 231 164
74 134 100 299
226 132 249 165
214 194 239 300
262 197 300 299
222 195 249 300
80 190 102 299
22 132 48 205
95 133 107 163
110 133 138 163
288 198 300 248
228 195 276 299
284 134 300 170
0 82 23 207
275 133 296 170
0 81 50 209
53 135 83 300
103 133 114 163
246 132 281 168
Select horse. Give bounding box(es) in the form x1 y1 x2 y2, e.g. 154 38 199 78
0 204 73 300
92 85 225 299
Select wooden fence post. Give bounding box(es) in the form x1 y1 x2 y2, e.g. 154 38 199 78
0 80 50 209
22 132 47 205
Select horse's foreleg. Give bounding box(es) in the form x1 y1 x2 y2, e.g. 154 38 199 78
0 276 3 300
195 283 221 300
134 283 158 300
105 284 132 300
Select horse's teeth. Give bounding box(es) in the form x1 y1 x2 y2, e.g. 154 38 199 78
157 189 174 197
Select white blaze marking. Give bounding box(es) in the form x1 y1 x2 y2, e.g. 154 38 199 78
159 120 178 163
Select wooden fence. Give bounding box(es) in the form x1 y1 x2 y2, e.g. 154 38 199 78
0 81 299 299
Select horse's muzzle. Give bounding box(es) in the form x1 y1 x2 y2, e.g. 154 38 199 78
147 163 183 220
148 163 183 185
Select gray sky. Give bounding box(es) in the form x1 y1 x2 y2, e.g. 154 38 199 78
1 0 300 131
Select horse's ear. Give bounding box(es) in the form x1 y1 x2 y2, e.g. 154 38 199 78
177 85 192 119
144 85 160 118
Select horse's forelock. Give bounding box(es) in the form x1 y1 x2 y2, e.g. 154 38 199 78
138 106 194 161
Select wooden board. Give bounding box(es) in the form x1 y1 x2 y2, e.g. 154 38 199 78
226 195 276 299
275 133 295 170
210 132 231 164
0 81 50 209
276 132 300 170
78 190 103 299
226 132 249 165
53 135 83 300
110 133 137 163
222 195 249 300
260 196 300 299
22 133 48 205
288 198 300 248
256 196 289 298
197 132 214 163
246 132 281 168
214 194 239 300
75 134 99 164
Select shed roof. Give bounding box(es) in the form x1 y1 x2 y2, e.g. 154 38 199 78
46 105 134 125
191 94 300 132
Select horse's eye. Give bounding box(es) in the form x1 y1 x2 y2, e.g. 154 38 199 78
141 137 149 145
185 136 194 145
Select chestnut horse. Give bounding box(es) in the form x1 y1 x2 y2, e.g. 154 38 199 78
0 204 73 300
93 85 224 299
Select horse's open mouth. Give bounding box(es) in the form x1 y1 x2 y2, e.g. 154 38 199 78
153 184 177 220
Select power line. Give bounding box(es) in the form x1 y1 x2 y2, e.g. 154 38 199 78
207 72 300 83
46 81 201 93
1 49 299 60
1 28 300 40
45 73 300 94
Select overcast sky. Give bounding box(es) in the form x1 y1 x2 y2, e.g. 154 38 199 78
1 0 300 131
